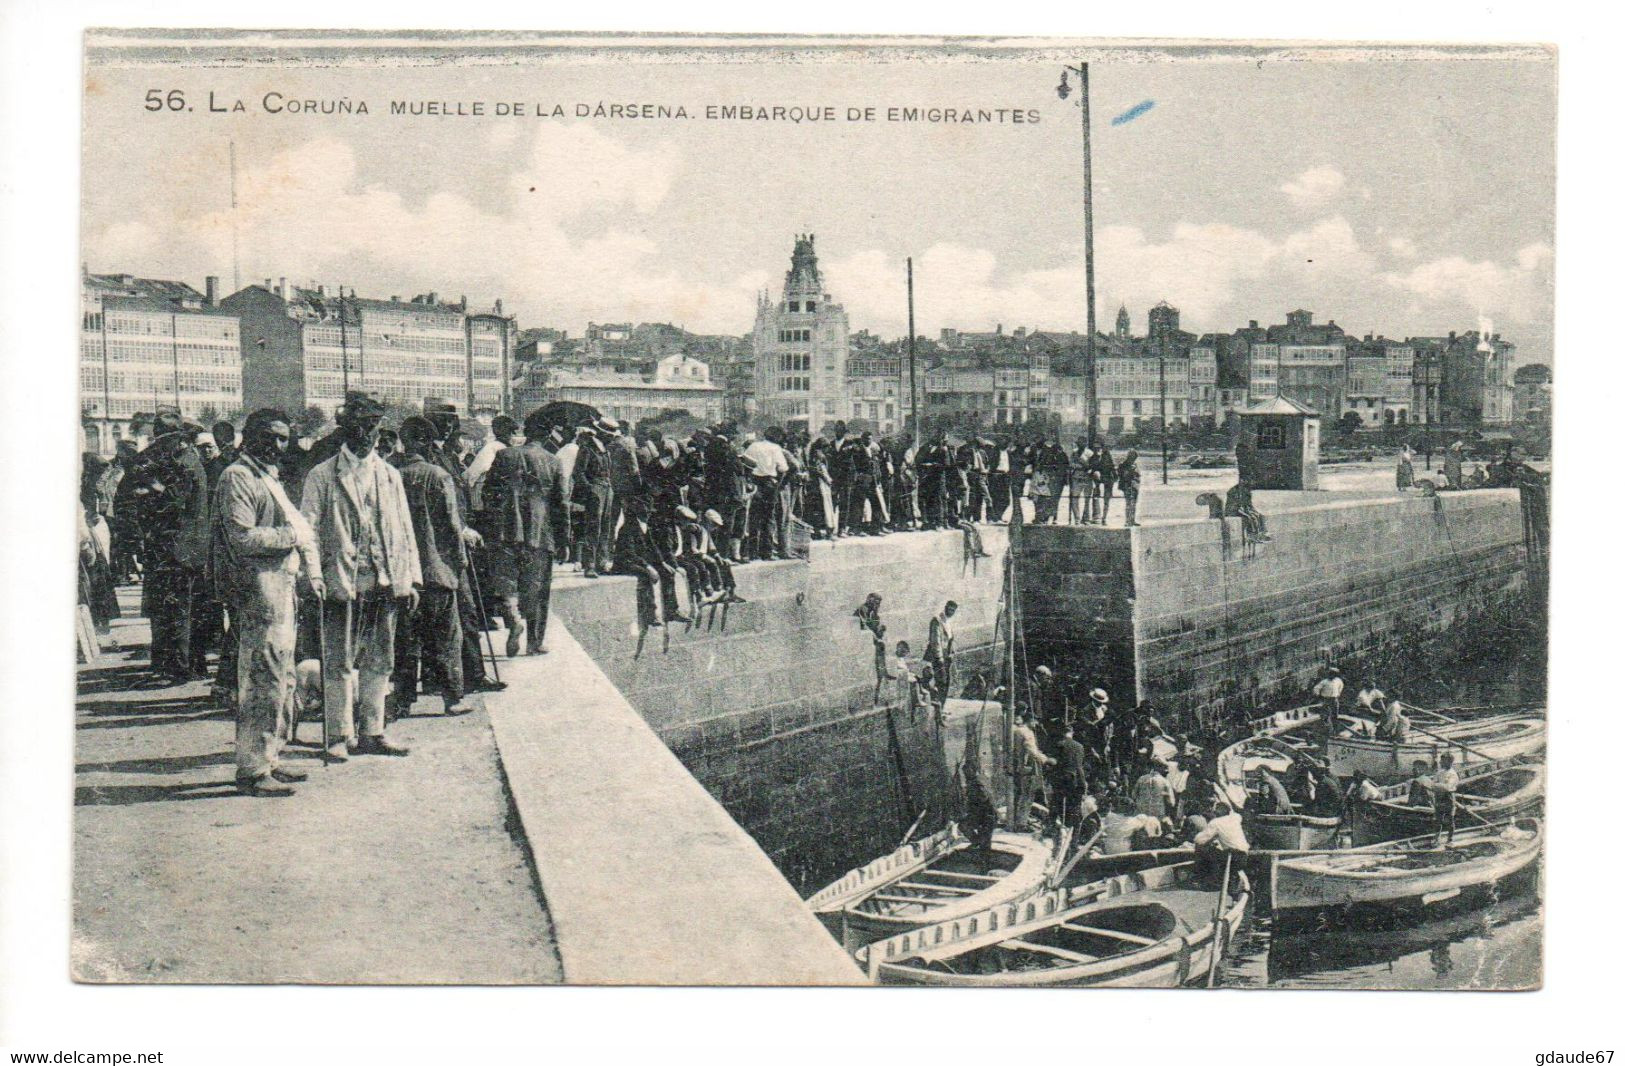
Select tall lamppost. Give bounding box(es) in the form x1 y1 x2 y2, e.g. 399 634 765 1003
1056 62 1098 445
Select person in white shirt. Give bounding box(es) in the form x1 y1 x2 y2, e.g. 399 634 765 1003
1193 801 1250 854
1421 753 1460 844
554 430 581 564
463 414 520 514
1355 683 1386 718
742 429 791 559
1012 711 1056 832
1312 666 1345 736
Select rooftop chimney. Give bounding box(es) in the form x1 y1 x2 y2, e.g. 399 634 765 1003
494 298 503 315
278 277 289 301
205 276 219 307
1249 320 1259 329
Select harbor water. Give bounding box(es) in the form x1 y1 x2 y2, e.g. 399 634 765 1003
1225 608 1547 990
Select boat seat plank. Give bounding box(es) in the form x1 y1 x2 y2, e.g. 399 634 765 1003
1057 922 1158 946
895 881 977 895
920 871 1003 884
870 893 949 906
1003 939 1098 965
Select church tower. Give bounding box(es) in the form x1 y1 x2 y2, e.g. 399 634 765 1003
751 234 850 434
1115 304 1131 338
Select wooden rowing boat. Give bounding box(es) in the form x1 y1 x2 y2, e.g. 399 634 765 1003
1351 758 1545 846
856 861 1249 987
1270 818 1542 929
1248 811 1343 851
1217 705 1330 807
1327 713 1545 783
806 825 1060 950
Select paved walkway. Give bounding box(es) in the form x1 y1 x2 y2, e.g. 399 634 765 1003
73 589 561 984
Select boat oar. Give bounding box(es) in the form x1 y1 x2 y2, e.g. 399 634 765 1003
1206 851 1234 988
1048 825 1105 888
898 809 929 848
1401 720 1500 763
1398 703 1458 724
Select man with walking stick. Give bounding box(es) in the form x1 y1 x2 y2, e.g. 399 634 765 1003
301 393 420 762
210 409 321 796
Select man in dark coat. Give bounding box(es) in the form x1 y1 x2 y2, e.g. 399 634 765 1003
612 494 687 629
390 417 478 718
604 417 643 537
702 426 745 561
424 400 498 693
571 422 614 576
126 407 211 682
483 409 568 655
1056 723 1093 828
1118 449 1142 527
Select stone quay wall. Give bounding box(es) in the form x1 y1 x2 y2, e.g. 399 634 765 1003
546 527 1008 892
1020 490 1529 736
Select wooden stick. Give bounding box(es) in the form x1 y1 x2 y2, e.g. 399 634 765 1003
898 809 929 848
1049 825 1106 888
1206 851 1233 988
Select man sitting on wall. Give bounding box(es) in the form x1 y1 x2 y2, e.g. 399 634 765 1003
1224 480 1271 543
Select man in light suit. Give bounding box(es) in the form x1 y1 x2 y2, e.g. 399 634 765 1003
210 408 321 796
482 408 568 655
300 392 421 761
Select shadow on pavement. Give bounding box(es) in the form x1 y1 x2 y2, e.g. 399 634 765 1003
75 781 244 806
76 751 235 776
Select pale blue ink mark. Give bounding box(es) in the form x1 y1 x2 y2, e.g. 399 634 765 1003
1112 100 1156 126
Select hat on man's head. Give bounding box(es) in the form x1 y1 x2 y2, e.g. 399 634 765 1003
676 505 699 522
1090 688 1109 703
152 406 184 434
423 398 458 416
339 391 385 420
575 424 595 437
702 509 724 526
594 417 620 434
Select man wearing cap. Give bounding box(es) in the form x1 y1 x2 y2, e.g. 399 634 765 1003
603 417 643 541
390 417 480 718
301 392 420 760
925 600 958 698
210 408 321 796
482 408 567 655
423 400 499 694
576 421 615 576
702 425 746 562
126 406 211 683
1013 711 1056 831
612 494 687 628
463 414 520 518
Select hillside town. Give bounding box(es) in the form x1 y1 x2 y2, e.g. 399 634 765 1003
79 233 1549 459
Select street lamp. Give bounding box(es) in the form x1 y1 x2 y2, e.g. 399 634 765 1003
1056 61 1098 446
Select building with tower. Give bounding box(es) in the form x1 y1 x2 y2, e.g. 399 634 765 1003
752 235 850 434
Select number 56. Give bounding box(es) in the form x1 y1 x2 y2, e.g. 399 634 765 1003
144 89 186 111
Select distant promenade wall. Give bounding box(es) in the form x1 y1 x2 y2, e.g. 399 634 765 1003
1021 490 1529 734
546 527 1007 891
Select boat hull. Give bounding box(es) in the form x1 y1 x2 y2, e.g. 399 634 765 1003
810 829 1057 951
1248 813 1343 852
1271 821 1543 931
862 862 1250 988
1327 716 1544 783
1352 788 1544 847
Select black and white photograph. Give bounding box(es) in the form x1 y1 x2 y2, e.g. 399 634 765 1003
59 29 1562 994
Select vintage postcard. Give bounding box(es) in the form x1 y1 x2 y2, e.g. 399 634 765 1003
74 30 1552 988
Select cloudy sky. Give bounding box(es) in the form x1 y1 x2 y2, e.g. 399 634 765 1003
82 44 1554 362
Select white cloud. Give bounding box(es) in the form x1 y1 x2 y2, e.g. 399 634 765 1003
1280 165 1347 210
1381 243 1553 323
827 216 1380 338
81 125 748 332
1388 236 1419 258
